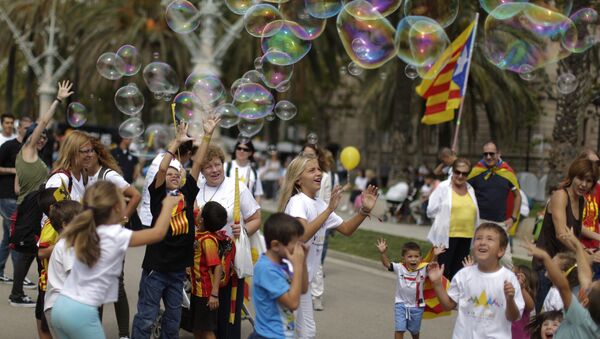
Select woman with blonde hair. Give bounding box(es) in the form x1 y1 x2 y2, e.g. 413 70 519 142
47 130 93 202
278 154 379 338
50 181 181 338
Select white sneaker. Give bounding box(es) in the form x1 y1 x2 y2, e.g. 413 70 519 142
23 277 36 290
313 297 324 311
0 274 13 284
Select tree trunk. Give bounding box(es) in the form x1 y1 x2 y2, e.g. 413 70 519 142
5 45 16 113
547 52 590 191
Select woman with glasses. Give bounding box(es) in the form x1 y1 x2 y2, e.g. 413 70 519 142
427 158 479 281
225 140 264 203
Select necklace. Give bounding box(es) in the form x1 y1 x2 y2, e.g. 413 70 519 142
203 179 224 203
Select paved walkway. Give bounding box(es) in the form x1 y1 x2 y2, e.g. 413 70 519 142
261 197 534 261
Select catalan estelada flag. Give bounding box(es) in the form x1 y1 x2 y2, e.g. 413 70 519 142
421 249 452 319
416 20 477 125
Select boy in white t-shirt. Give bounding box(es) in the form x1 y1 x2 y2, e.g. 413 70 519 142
428 223 525 339
376 239 445 339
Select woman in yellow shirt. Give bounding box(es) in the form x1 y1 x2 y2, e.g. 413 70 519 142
427 158 479 280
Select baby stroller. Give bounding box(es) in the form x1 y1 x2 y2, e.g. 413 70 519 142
383 181 416 223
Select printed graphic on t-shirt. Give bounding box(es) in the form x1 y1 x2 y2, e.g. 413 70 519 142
279 268 295 337
465 290 504 320
170 197 189 236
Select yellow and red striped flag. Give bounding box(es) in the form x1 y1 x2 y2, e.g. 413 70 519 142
416 19 477 125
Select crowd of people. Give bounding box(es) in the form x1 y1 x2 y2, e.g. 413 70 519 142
0 81 598 339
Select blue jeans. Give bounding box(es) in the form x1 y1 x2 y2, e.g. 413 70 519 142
131 269 185 339
0 198 20 275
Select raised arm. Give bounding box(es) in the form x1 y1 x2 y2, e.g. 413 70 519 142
559 229 593 291
122 185 142 219
129 195 181 247
190 116 221 181
297 186 344 242
337 185 379 236
548 190 577 251
155 123 193 188
376 238 392 270
427 262 457 310
23 81 73 162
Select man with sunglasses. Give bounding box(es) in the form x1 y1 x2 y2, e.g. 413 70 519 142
467 142 521 268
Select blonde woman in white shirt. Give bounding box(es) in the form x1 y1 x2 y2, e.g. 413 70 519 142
427 158 479 281
278 154 379 339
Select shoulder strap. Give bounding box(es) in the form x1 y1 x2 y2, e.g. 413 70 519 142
98 166 112 180
251 166 258 194
51 169 73 193
225 161 232 177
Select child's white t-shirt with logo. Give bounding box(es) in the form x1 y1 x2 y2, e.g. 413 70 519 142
448 265 525 339
391 263 428 307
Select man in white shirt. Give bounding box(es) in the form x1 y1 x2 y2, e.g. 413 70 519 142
0 113 16 146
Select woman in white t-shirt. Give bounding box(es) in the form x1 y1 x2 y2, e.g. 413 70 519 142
277 154 379 338
224 140 264 203
49 181 180 339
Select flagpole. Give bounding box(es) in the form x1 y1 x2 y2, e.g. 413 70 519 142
451 12 479 154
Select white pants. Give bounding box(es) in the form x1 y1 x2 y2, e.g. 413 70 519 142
311 265 324 299
479 219 513 269
296 291 317 338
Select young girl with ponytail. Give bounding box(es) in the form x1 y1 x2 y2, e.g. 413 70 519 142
49 181 181 338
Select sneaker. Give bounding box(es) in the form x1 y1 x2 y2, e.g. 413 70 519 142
312 297 324 311
23 278 36 290
0 274 13 284
9 295 36 307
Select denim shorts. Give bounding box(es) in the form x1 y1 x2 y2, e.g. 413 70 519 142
394 303 424 334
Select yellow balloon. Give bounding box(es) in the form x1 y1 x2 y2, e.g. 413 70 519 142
340 146 361 171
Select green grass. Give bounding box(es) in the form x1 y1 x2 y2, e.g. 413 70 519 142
261 211 532 267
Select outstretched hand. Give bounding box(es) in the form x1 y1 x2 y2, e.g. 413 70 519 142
360 185 379 212
462 255 474 267
520 240 549 260
327 185 344 212
433 245 447 257
57 80 74 101
175 122 194 144
427 262 445 282
203 115 222 135
375 238 388 253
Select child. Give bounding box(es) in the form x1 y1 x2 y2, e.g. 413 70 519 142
43 200 83 337
50 181 181 338
523 230 600 338
542 252 577 312
525 310 563 339
428 223 525 338
251 213 308 339
376 239 445 339
512 265 537 339
190 201 226 339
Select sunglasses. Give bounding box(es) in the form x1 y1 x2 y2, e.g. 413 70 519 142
453 170 469 178
483 152 496 158
236 147 251 153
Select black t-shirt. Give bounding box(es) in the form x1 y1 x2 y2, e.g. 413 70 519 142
468 173 515 222
0 139 22 199
142 172 199 272
111 148 138 183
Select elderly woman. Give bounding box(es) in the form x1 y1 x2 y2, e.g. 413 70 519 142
225 140 264 203
533 158 599 312
427 158 479 281
195 144 261 339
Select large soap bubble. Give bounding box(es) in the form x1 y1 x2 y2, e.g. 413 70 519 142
119 117 145 138
563 7 599 53
67 102 87 128
261 20 312 65
395 16 449 67
244 4 283 37
274 100 297 120
305 0 343 19
279 1 327 40
238 118 265 137
403 0 459 28
173 91 203 122
191 75 226 106
116 45 141 76
114 84 145 116
483 3 576 73
337 0 397 69
530 0 573 16
260 51 294 89
233 83 275 120
96 52 125 80
145 124 173 150
214 103 241 128
165 0 200 34
143 62 180 98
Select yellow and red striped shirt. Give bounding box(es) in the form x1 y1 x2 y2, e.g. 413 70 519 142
38 220 59 292
191 231 221 298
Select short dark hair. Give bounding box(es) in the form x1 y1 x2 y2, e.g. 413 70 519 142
178 140 194 157
19 115 33 123
401 242 421 256
264 213 304 249
48 200 83 233
201 201 228 233
1 113 15 123
588 283 600 325
37 187 62 216
475 223 509 250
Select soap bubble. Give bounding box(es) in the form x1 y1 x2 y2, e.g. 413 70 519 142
274 100 297 121
225 0 257 15
233 83 275 119
191 75 226 106
556 72 578 94
265 112 276 121
165 0 200 34
243 70 264 84
145 123 172 150
275 80 291 92
395 16 449 68
143 62 179 97
173 91 203 122
479 0 529 15
214 103 241 128
261 20 312 65
260 50 294 89
530 0 573 16
96 52 125 80
119 117 145 138
114 84 145 116
405 64 419 79
244 4 283 37
518 64 536 81
238 118 265 137
279 1 327 40
116 45 141 76
563 7 599 53
403 0 460 28
230 77 251 97
347 61 363 76
307 132 318 144
237 133 251 145
305 0 343 19
67 102 87 128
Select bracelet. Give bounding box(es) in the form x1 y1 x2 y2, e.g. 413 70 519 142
202 135 211 142
165 150 175 157
55 97 63 103
211 293 218 298
359 206 371 216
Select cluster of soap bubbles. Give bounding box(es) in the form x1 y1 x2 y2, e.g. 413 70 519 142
96 45 141 80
